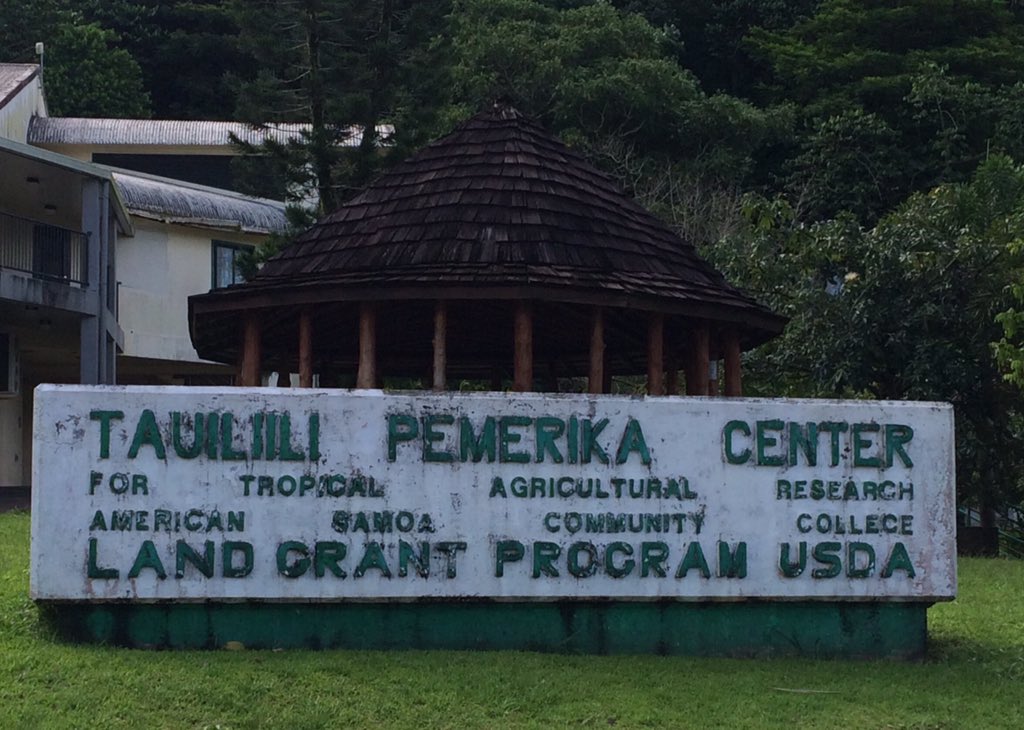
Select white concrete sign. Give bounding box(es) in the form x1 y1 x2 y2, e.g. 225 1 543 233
30 385 957 602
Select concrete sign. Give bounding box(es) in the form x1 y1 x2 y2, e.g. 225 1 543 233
31 386 956 602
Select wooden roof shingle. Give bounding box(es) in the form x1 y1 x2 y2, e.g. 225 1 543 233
190 104 783 363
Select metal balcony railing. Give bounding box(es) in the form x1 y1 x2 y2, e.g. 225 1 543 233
0 210 88 286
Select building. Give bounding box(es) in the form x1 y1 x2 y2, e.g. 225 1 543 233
0 63 289 492
0 137 128 487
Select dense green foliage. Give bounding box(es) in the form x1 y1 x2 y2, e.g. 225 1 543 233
43 23 151 118
749 0 1024 221
0 0 150 117
707 157 1024 507
1 511 1023 727
447 0 790 182
229 0 451 210
0 0 66 64
616 0 821 97
444 0 794 247
8 0 1024 507
79 1 249 120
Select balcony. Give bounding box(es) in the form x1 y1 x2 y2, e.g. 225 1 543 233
0 210 88 287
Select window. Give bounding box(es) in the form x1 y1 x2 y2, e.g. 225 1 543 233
32 223 71 281
212 241 253 289
0 332 17 395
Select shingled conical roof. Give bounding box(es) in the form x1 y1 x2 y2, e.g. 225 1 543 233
190 105 783 375
238 105 776 323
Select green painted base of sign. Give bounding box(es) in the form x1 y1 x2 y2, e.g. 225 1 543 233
41 601 930 658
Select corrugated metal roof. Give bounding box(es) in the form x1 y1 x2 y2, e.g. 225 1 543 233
108 169 287 234
29 117 392 148
0 64 38 109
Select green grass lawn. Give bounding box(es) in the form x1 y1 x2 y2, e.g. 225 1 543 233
2 511 1023 729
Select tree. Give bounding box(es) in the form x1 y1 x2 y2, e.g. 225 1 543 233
79 1 249 120
614 0 820 97
784 109 905 224
0 0 151 118
41 22 151 118
748 0 1024 221
992 169 1024 389
447 0 792 189
0 0 67 62
748 0 1024 113
229 0 451 213
709 156 1024 510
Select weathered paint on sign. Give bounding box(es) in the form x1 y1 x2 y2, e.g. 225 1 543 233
30 386 957 602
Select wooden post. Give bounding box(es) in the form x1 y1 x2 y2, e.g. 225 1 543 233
298 309 313 388
432 301 447 392
647 312 664 396
356 303 377 389
239 313 261 387
513 301 533 392
723 330 742 397
686 326 710 396
588 307 605 394
707 343 720 396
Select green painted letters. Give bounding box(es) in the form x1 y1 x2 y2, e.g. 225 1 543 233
128 410 166 460
567 542 598 578
314 542 348 578
460 417 496 463
779 542 807 577
87 538 118 579
881 542 916 578
675 542 710 578
89 410 124 459
723 420 751 464
354 542 392 578
127 540 167 579
535 417 565 463
885 424 914 467
222 541 254 578
277 541 311 578
499 416 531 463
811 541 842 579
495 540 524 577
423 414 454 463
718 541 747 578
175 540 214 579
387 413 418 461
532 541 560 578
615 419 651 465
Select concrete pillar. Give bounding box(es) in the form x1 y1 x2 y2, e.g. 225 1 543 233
78 179 118 384
79 180 103 384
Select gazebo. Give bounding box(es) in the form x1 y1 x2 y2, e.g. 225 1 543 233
188 105 784 393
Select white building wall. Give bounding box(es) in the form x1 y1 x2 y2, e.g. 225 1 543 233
0 76 45 143
117 219 259 363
